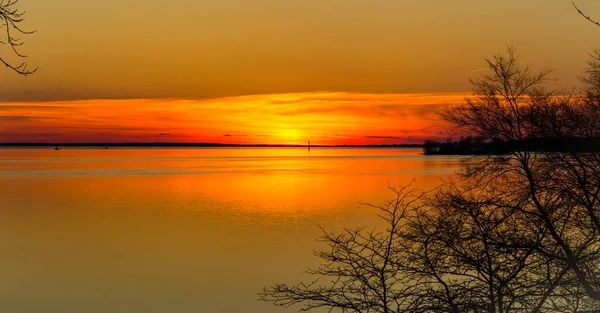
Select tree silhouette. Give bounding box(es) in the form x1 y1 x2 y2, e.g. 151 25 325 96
259 48 600 312
259 185 425 313
259 183 600 312
443 46 600 302
0 0 36 75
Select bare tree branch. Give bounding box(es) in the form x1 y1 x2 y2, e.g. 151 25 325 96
0 0 36 75
573 1 600 28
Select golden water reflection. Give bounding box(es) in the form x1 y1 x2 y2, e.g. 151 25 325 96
0 148 461 313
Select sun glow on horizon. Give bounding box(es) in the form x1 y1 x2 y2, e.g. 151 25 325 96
0 92 467 145
273 128 307 145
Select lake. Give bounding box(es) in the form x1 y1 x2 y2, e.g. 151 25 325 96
0 147 461 313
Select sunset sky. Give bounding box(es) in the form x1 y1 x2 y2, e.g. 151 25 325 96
2 0 600 144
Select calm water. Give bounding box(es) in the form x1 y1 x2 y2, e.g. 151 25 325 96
0 148 461 313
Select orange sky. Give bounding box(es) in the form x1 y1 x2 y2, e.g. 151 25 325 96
4 0 599 101
1 1 600 144
0 93 465 145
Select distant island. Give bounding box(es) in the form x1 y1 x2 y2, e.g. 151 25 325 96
423 137 600 155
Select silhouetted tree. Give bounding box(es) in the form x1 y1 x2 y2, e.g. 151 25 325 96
443 46 600 302
259 183 600 312
0 0 36 75
259 48 600 312
404 186 597 313
259 185 425 313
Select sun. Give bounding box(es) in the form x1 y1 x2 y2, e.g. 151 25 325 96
276 128 306 145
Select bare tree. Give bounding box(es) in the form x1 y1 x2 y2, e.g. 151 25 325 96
259 182 600 313
259 185 425 313
259 48 600 313
404 184 596 313
0 0 36 75
443 46 600 302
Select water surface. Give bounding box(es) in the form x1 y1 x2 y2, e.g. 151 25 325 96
0 147 461 313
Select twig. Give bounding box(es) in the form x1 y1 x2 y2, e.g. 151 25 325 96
573 1 600 27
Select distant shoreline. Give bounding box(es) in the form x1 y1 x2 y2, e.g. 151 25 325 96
0 142 423 148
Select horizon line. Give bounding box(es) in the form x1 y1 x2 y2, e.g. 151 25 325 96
0 142 425 148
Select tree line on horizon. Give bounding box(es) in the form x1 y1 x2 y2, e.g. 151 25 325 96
422 135 600 155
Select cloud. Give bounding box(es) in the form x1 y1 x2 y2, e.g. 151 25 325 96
0 89 103 103
224 134 269 137
0 92 462 144
0 105 69 110
53 126 160 132
365 135 405 139
273 93 463 120
0 115 53 121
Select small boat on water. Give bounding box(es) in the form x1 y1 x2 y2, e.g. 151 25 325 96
54 146 60 150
